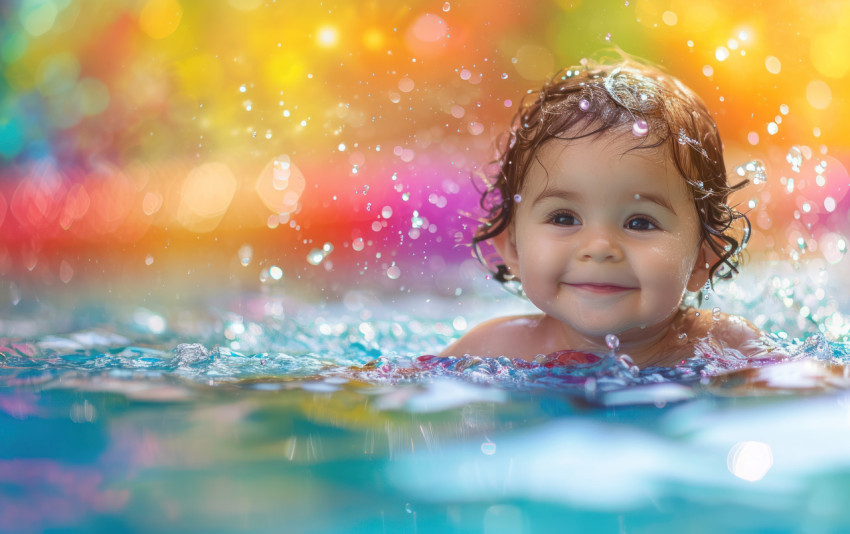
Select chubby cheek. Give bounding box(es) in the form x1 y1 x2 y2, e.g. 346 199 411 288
643 240 699 311
515 231 563 299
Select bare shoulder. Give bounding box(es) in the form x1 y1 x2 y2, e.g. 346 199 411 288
440 314 545 358
689 308 765 356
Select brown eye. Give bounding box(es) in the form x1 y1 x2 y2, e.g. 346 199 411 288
626 217 658 231
550 212 580 226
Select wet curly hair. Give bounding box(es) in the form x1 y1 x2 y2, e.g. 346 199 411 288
473 55 751 291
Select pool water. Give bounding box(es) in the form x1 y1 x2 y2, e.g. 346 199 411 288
2 266 850 533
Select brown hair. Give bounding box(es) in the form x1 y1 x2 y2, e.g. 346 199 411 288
474 56 751 290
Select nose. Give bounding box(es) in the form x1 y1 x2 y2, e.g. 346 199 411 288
576 226 624 262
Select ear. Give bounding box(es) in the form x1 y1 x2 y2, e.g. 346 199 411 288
491 223 521 280
686 242 715 292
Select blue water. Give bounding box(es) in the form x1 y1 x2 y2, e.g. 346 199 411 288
2 265 850 533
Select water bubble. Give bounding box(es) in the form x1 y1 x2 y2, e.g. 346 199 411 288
786 146 803 172
442 1 450 12
481 441 496 455
265 129 273 139
307 249 326 265
678 332 688 343
387 265 401 279
715 46 730 61
736 160 767 184
405 503 414 514
605 334 620 352
579 98 590 111
411 211 424 229
238 244 253 267
243 100 253 111
632 119 648 137
747 131 759 145
352 238 365 252
402 192 410 201
513 194 522 203
824 197 836 212
779 104 789 115
712 307 721 320
765 56 781 74
767 122 778 135
500 72 508 80
604 33 612 41
239 84 247 93
145 255 154 266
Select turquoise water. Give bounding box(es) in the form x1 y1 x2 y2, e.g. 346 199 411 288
2 266 850 533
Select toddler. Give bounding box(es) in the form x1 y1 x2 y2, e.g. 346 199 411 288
442 56 764 367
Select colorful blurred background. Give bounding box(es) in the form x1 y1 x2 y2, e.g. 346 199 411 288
0 0 848 301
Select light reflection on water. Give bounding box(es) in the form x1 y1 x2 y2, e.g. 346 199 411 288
1 264 850 532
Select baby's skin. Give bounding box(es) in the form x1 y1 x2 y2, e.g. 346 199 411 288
442 133 763 367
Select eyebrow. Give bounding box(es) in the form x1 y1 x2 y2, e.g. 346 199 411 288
532 187 677 214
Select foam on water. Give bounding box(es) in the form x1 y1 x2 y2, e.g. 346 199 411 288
2 288 849 407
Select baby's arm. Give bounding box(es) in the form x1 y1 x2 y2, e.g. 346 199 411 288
711 312 773 358
440 314 541 358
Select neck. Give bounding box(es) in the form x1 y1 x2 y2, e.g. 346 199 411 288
541 310 687 367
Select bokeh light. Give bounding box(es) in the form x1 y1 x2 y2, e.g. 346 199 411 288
0 0 847 295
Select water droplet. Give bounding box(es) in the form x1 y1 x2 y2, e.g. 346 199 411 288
513 194 522 203
605 334 620 352
825 197 836 212
712 307 721 320
735 160 767 184
632 119 649 137
238 244 253 267
307 249 326 266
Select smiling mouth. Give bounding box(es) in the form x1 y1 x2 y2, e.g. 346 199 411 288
565 283 637 294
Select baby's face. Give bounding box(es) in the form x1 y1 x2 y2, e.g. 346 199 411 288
502 133 707 343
